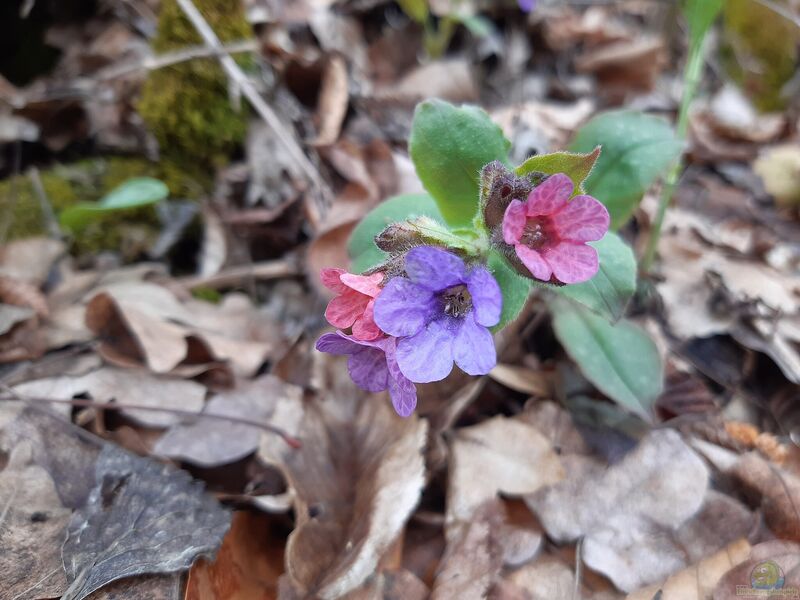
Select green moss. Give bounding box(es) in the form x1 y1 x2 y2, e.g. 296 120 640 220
0 157 205 257
722 0 799 111
137 0 252 168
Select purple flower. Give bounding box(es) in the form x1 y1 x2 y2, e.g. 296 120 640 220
518 0 535 12
373 246 502 384
315 331 417 417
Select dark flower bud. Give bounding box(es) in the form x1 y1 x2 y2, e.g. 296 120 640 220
480 161 546 233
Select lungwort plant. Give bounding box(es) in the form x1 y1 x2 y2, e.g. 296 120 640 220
316 99 681 421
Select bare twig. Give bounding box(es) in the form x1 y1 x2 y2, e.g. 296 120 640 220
0 388 302 449
95 39 259 82
27 167 63 240
176 257 298 290
173 0 330 202
573 537 583 600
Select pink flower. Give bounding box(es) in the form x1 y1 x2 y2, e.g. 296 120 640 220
320 268 384 340
502 173 610 284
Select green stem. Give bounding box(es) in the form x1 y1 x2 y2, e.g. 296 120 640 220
641 37 708 272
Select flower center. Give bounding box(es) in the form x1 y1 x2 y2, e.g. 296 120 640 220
439 284 472 318
519 217 555 250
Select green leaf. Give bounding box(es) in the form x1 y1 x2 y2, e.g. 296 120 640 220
551 299 663 420
488 249 532 331
553 232 636 322
515 148 601 194
347 193 443 273
682 0 724 51
59 177 169 231
410 99 511 229
569 111 683 229
397 0 428 23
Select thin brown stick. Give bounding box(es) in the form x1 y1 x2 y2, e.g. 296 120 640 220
176 258 298 290
0 391 302 449
174 0 330 203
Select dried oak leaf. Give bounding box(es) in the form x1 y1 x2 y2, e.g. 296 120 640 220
0 440 71 600
0 237 65 284
61 445 230 600
626 538 751 600
713 541 800 600
258 392 427 599
526 429 711 592
731 452 800 542
155 375 303 467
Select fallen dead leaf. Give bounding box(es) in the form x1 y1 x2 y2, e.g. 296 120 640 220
185 511 284 600
626 538 751 600
754 144 800 207
313 55 349 146
713 540 800 600
259 388 427 599
488 364 551 397
0 237 64 284
155 375 303 466
731 452 800 542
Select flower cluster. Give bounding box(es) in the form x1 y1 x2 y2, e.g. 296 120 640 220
316 246 502 417
316 168 610 418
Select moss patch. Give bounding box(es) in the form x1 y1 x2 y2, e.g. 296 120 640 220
0 157 206 257
722 0 799 111
137 0 252 169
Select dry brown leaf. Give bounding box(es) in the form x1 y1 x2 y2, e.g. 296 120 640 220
0 274 49 316
0 237 64 284
259 389 427 599
376 60 479 104
447 415 564 525
313 55 349 146
626 538 751 600
185 511 284 600
0 303 34 336
731 452 800 542
0 440 70 600
706 86 785 144
526 430 711 592
13 367 206 427
496 556 577 600
575 36 666 98
488 364 550 397
713 541 800 599
431 501 504 600
155 375 302 467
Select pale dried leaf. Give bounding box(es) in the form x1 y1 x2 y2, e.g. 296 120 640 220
0 303 34 336
713 541 800 599
0 237 64 284
313 55 349 146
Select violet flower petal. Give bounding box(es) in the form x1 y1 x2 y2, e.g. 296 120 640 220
526 173 573 217
373 277 435 337
396 319 454 383
452 314 496 376
315 332 359 354
388 371 418 417
515 244 552 281
518 0 535 12
466 267 502 327
348 347 389 392
542 241 599 284
405 246 466 291
551 195 610 242
503 199 527 245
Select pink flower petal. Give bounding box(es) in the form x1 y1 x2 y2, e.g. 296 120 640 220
339 271 384 297
542 241 599 284
551 195 610 242
320 267 347 293
502 199 527 244
515 244 552 281
525 173 573 217
325 291 369 329
351 300 382 341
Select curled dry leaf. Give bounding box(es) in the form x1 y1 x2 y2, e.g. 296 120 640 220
488 364 551 397
155 375 303 467
575 36 666 99
313 55 349 146
492 555 578 600
626 538 751 600
731 452 800 542
0 303 34 336
0 274 50 316
0 237 64 284
259 391 427 599
526 429 711 592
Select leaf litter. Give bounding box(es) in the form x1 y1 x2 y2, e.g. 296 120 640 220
1 0 800 599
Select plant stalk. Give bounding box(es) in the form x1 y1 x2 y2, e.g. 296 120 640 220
641 35 708 272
